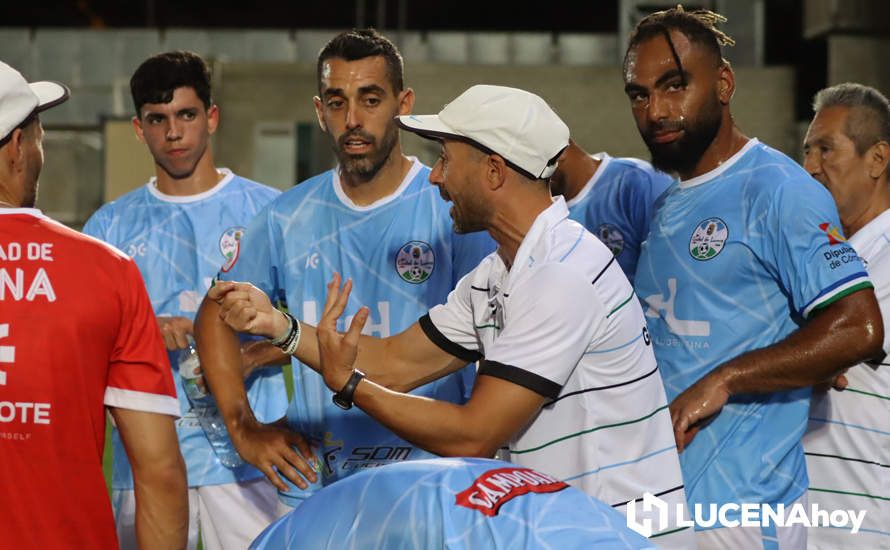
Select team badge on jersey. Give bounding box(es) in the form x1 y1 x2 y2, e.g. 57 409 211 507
396 241 434 284
219 226 245 272
596 223 625 257
689 218 728 261
819 222 847 245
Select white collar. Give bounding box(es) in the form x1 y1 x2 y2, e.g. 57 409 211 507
332 157 422 212
507 196 570 278
147 168 234 203
850 208 890 249
678 139 759 189
565 152 612 208
0 207 46 218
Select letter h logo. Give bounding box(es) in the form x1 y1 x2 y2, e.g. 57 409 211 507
626 492 670 538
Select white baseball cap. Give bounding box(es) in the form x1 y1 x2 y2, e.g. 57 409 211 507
397 85 570 180
0 61 69 143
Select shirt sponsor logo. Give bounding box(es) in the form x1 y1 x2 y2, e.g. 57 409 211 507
219 227 245 273
319 431 413 474
819 223 847 245
596 223 625 256
455 467 568 517
689 218 728 261
823 245 859 270
395 241 434 284
644 278 710 337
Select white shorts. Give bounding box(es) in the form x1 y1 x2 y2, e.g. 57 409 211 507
111 477 283 550
695 492 807 550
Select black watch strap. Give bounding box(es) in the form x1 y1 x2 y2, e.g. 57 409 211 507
332 369 365 410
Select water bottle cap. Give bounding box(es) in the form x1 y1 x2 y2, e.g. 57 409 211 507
178 346 201 380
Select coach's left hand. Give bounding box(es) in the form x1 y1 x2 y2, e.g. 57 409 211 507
317 273 368 392
669 371 729 452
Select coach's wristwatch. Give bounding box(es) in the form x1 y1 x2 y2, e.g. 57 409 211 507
332 369 366 410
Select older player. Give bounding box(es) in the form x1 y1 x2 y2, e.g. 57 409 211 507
802 83 890 548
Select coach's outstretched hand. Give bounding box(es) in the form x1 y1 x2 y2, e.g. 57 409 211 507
669 370 729 452
317 273 369 392
208 281 290 340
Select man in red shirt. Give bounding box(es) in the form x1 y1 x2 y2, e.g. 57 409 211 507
0 60 188 549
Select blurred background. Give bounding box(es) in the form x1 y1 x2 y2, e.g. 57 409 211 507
3 0 889 227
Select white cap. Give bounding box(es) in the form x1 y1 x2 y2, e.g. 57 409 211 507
0 61 69 143
397 85 570 180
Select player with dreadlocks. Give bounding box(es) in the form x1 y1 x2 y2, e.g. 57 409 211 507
626 6 883 548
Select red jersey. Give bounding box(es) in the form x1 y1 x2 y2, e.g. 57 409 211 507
0 209 178 549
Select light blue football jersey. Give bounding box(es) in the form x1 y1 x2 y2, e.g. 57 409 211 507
249 457 655 550
634 139 872 520
219 158 496 506
83 169 284 488
565 153 673 283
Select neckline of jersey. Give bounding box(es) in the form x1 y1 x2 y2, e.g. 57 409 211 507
565 152 612 208
503 196 571 289
0 207 46 218
678 138 759 189
332 156 422 212
146 168 235 203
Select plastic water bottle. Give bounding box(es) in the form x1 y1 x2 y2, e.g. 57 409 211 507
178 344 244 468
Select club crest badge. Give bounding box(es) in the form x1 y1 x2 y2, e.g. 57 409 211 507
396 241 435 284
596 223 625 257
689 218 728 261
220 226 246 272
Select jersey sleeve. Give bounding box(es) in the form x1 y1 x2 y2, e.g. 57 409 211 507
767 178 872 318
422 269 484 362
479 264 602 399
451 231 497 286
629 167 673 245
104 257 179 416
217 204 285 305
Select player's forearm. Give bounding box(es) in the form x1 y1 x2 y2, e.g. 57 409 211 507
350 378 498 457
132 453 188 550
712 289 883 394
195 296 258 431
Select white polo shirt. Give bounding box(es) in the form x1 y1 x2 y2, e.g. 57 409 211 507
803 208 890 549
420 197 692 546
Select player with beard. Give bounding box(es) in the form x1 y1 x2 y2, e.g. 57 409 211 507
83 51 285 550
194 30 494 512
0 60 188 550
626 7 884 549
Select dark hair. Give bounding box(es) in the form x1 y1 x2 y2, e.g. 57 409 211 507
130 51 212 117
813 83 890 159
316 29 404 94
624 5 735 72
